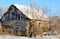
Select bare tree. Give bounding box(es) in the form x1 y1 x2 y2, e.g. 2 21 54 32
0 6 3 17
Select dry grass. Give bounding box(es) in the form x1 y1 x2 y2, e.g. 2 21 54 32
29 20 50 37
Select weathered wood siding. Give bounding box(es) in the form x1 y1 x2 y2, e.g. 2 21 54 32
2 20 30 36
1 20 49 36
1 5 29 22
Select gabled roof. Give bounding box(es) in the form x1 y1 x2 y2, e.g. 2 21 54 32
12 4 49 21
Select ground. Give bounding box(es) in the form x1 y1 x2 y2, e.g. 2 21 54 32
0 34 59 39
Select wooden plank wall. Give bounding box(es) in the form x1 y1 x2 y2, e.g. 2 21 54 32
1 20 50 37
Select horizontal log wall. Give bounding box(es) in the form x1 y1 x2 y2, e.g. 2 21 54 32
1 20 49 37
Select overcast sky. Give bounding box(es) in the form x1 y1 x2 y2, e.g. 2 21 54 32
0 0 60 16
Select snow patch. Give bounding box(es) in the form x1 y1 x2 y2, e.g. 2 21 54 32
0 35 60 39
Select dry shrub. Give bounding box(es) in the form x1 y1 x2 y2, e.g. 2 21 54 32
49 16 60 34
29 20 50 37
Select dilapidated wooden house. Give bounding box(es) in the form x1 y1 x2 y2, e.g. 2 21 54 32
1 4 49 36
1 4 49 21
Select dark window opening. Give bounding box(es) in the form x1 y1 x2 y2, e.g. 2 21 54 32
18 15 20 20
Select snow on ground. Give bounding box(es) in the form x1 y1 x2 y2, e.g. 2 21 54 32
0 35 60 39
